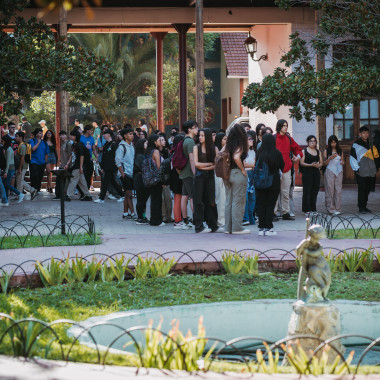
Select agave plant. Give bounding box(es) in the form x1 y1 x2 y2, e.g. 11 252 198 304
36 258 70 287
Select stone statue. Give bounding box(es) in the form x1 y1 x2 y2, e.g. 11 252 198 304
296 222 331 303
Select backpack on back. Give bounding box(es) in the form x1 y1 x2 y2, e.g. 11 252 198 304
141 152 161 188
159 156 172 185
215 150 231 180
17 142 32 164
172 137 189 171
253 160 273 190
0 146 6 171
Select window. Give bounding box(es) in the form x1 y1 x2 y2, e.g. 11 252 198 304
333 104 354 141
359 98 379 137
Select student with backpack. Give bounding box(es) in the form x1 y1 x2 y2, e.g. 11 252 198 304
0 142 9 206
15 132 37 200
255 133 285 236
30 128 50 192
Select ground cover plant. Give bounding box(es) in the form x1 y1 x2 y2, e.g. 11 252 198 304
331 228 380 240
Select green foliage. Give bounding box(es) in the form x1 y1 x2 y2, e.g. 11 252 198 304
343 249 366 273
70 256 88 283
36 258 70 287
242 255 259 276
242 0 380 121
0 270 13 295
359 247 375 273
99 262 116 282
325 251 345 273
222 251 246 275
127 256 152 279
255 343 280 374
109 255 131 282
149 258 177 278
86 258 101 282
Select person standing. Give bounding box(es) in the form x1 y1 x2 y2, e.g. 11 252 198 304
80 125 97 190
179 121 198 229
323 135 344 215
193 128 220 233
224 124 250 234
350 126 380 213
43 130 58 193
274 119 303 220
255 134 285 236
29 128 49 192
170 135 184 228
15 132 37 200
243 130 256 225
65 130 92 201
93 121 101 142
115 128 136 219
21 117 32 143
39 120 48 136
214 132 227 226
299 135 323 214
94 129 125 203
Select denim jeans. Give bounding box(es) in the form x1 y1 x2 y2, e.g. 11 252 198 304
0 176 8 203
3 170 20 196
243 190 256 224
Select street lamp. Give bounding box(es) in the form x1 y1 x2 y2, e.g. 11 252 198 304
244 32 268 62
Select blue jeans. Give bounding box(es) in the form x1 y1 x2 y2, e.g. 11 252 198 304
243 190 256 224
0 176 8 203
3 170 20 196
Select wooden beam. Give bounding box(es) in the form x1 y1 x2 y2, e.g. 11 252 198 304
195 0 205 128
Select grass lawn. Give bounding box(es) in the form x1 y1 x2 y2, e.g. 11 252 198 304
0 273 379 374
330 228 380 239
0 233 101 249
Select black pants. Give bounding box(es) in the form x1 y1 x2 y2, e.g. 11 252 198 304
356 174 371 209
29 163 46 192
193 172 218 232
84 161 93 189
99 169 124 200
133 173 150 219
256 186 280 229
149 183 163 226
302 168 320 212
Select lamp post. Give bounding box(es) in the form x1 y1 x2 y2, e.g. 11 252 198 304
244 32 268 62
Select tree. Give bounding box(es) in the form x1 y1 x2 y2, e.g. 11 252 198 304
242 0 380 122
0 0 116 124
147 61 213 125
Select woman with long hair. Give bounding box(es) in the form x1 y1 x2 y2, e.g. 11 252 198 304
158 133 172 222
214 132 227 226
243 130 256 225
224 124 250 234
43 129 57 193
133 138 150 224
193 128 220 233
170 134 184 228
323 135 344 215
300 135 323 214
255 133 284 235
146 135 164 226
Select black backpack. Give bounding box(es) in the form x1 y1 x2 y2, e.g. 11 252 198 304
0 146 6 171
159 156 172 185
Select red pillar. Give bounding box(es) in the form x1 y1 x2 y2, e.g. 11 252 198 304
151 32 167 133
173 24 192 130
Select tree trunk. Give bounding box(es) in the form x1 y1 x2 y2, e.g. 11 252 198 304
195 0 205 128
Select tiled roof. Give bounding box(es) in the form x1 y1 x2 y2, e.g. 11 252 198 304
220 33 248 78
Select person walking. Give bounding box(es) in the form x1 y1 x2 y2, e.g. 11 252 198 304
300 135 323 214
224 124 250 234
29 128 49 192
43 130 58 193
350 126 380 213
53 131 72 201
255 134 285 236
214 132 227 226
243 130 256 225
80 124 97 190
323 135 344 215
193 128 220 233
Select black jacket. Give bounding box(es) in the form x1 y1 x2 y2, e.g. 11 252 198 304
100 140 118 171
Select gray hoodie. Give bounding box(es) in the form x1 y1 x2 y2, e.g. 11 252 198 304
115 140 134 178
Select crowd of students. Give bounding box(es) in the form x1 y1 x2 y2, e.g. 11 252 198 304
1 118 379 234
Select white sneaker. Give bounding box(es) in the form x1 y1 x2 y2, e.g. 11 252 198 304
333 211 341 215
174 222 183 229
94 199 105 203
212 227 224 233
18 193 25 203
266 229 277 236
232 229 251 235
258 229 265 236
182 221 193 230
108 194 117 200
130 213 137 220
1 202 9 207
117 197 125 203
198 227 211 233
289 212 295 217
157 222 166 227
242 221 250 226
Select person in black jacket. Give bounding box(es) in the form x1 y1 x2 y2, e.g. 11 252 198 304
255 133 285 236
94 129 125 204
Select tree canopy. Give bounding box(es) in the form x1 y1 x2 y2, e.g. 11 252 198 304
242 0 380 122
0 0 116 124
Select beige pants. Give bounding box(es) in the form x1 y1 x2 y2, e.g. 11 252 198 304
215 174 225 226
16 168 35 193
324 169 343 214
67 169 91 197
275 170 291 215
162 186 173 221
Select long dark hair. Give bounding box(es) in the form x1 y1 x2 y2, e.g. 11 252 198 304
326 135 342 157
255 123 266 137
146 134 159 155
225 124 248 162
135 138 146 156
275 119 288 134
43 129 57 147
170 134 184 154
247 130 257 151
256 133 279 172
215 132 226 151
198 128 215 162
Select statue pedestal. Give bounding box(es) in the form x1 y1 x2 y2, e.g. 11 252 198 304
287 300 345 363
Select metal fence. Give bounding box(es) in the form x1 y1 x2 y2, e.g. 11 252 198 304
0 313 378 375
0 215 96 249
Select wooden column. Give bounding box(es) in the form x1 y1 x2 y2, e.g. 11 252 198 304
315 10 326 154
59 6 69 132
151 32 167 132
173 23 192 130
195 0 204 128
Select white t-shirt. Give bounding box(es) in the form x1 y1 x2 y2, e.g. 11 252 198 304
245 150 256 170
